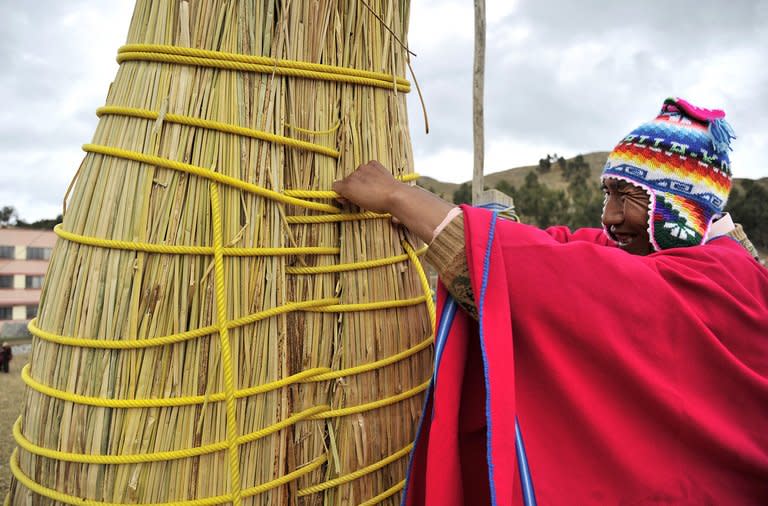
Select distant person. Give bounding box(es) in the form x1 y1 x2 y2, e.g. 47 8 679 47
1 342 12 373
334 98 768 505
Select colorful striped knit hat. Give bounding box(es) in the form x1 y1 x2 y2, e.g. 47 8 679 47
601 97 735 250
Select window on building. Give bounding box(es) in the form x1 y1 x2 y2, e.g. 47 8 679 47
0 246 14 259
0 307 12 320
26 247 52 261
26 305 38 319
25 275 44 289
0 275 12 288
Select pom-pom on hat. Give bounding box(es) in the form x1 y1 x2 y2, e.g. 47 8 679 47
602 97 735 250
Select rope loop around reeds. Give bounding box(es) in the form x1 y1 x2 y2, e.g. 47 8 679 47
8 446 328 506
78 142 419 213
97 106 341 158
117 44 411 93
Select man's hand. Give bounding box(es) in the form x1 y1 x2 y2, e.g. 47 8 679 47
333 160 455 243
332 160 405 214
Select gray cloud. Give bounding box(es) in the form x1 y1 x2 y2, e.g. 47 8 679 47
0 0 130 220
407 0 768 181
0 0 765 220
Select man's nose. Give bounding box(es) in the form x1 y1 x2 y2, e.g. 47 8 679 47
602 197 624 226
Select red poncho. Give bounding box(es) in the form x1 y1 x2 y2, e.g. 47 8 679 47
404 206 768 505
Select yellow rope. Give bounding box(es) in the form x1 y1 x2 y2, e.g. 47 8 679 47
307 295 426 312
94 107 420 204
297 444 412 496
282 172 419 199
308 336 432 381
13 380 427 464
20 331 432 407
117 44 410 92
97 106 340 158
9 448 230 506
82 144 341 213
57 221 426 276
404 240 437 330
12 416 223 464
285 245 427 274
29 297 424 350
118 52 411 92
309 380 430 419
21 363 333 408
12 406 327 465
285 211 390 224
54 224 340 257
119 44 410 87
359 480 406 506
210 183 242 506
28 298 338 349
281 189 345 199
242 455 326 498
8 447 326 505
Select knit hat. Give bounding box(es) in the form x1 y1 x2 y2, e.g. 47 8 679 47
601 97 735 250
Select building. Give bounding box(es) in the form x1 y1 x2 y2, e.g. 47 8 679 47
0 228 57 324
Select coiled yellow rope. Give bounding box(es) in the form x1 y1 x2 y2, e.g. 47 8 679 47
8 447 328 506
283 172 419 199
82 143 342 213
13 42 434 506
286 211 391 224
28 298 339 349
54 224 341 256
117 44 410 92
297 444 413 496
21 332 433 408
359 480 407 506
285 244 427 274
97 106 341 158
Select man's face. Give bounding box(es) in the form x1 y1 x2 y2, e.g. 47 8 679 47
601 178 653 256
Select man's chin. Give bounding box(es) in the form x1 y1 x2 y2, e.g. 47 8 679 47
619 240 652 256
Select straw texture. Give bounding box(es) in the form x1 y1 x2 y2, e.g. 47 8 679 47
7 1 432 505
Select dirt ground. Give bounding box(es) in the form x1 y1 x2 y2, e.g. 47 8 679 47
0 350 28 497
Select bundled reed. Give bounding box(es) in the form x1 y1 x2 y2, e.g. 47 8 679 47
7 1 432 505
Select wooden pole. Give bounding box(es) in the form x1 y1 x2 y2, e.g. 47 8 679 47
472 0 486 204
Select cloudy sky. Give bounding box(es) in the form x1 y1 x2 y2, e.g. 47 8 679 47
1 0 766 221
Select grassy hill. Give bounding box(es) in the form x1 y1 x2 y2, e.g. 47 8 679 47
417 152 611 200
419 151 767 198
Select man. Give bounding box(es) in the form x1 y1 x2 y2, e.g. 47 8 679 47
1 342 12 373
333 98 768 504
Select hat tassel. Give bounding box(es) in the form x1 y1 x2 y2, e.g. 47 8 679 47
709 118 736 154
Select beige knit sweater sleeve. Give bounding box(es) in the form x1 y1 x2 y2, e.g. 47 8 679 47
423 215 478 320
728 223 761 260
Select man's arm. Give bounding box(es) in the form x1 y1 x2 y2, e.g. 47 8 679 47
424 215 478 319
334 161 479 316
332 160 454 243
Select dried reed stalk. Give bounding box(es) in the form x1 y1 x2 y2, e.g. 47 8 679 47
9 1 430 505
